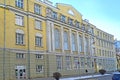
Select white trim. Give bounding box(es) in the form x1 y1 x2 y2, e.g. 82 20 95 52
16 29 24 34
36 33 42 37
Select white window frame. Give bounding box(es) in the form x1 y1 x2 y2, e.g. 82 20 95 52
56 56 63 70
15 0 23 8
54 29 60 49
73 57 79 69
80 57 85 67
16 53 25 59
34 4 41 14
35 36 42 47
64 31 69 50
35 20 42 30
36 65 43 73
72 33 76 51
36 54 43 59
15 14 24 26
65 56 71 70
16 33 24 45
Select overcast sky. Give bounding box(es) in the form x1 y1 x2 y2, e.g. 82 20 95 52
50 0 120 40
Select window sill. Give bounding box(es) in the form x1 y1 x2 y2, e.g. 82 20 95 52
15 24 24 27
16 44 25 46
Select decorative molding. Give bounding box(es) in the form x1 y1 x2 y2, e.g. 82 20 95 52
68 9 74 16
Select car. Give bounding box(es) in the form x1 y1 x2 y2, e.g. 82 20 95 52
112 72 120 80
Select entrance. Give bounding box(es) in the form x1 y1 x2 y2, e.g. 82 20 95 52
15 66 26 79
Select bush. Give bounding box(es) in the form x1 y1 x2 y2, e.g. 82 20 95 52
99 69 106 75
53 72 61 80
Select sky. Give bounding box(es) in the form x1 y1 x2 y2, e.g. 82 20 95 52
49 0 120 40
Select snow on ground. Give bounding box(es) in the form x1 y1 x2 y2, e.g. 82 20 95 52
60 74 110 80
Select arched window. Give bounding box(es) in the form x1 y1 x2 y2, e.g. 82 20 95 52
54 28 60 49
64 31 69 50
16 29 24 45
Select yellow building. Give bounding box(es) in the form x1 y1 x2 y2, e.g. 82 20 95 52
0 0 117 80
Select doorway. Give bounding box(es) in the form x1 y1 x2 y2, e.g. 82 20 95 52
15 66 26 79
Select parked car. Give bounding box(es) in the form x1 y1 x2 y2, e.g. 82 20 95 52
112 72 120 80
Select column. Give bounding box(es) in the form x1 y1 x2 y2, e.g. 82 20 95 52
46 21 51 52
77 31 79 54
69 29 72 53
61 26 64 52
51 22 55 52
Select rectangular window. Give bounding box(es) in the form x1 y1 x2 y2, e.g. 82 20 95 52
64 31 69 50
52 11 57 19
16 33 24 45
72 33 76 51
36 54 43 59
60 15 66 22
80 57 85 67
68 18 73 26
87 58 91 68
16 53 25 59
34 4 41 14
73 57 79 69
35 20 42 30
36 65 43 73
56 56 62 70
35 36 42 47
75 21 80 28
15 15 24 26
65 56 71 70
15 0 23 8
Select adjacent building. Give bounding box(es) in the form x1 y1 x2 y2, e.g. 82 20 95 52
0 0 117 80
114 40 120 69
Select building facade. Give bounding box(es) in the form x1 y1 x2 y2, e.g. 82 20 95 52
0 0 117 80
114 40 120 69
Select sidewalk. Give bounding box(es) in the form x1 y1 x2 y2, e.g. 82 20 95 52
60 74 111 80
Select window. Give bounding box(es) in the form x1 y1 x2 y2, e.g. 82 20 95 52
60 15 66 22
64 31 69 50
73 57 79 69
79 35 82 52
36 65 43 73
80 57 85 67
52 11 57 19
75 21 80 28
35 36 42 47
72 33 76 51
56 56 62 70
54 29 60 49
15 15 24 26
34 4 41 14
68 18 73 26
15 0 23 8
16 53 25 59
36 54 43 59
87 58 91 68
16 33 24 45
35 20 42 30
65 56 71 70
